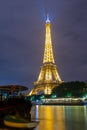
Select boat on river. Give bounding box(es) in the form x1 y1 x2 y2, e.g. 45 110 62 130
4 115 39 129
40 98 87 105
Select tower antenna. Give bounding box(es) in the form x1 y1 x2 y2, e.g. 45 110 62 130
46 13 50 23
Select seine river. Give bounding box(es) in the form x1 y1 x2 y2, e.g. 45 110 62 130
31 105 87 130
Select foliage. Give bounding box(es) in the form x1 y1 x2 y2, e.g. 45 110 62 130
52 81 87 98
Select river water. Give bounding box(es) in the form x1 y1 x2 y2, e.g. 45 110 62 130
31 105 87 130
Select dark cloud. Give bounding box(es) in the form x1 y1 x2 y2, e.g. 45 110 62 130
0 0 87 92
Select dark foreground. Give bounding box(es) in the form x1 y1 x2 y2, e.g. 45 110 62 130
0 97 38 129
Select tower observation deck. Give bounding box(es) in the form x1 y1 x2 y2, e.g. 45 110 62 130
30 15 62 95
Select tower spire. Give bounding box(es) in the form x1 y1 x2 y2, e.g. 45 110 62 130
46 14 50 23
43 14 55 63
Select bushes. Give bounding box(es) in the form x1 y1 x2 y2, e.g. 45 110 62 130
52 81 87 98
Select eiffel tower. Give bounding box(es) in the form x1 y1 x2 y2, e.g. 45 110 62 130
30 15 62 95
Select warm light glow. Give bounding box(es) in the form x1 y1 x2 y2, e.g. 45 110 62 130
33 15 62 95
44 85 51 94
45 69 52 80
43 18 54 63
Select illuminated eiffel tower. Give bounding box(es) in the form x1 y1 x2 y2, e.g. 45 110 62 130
30 15 62 95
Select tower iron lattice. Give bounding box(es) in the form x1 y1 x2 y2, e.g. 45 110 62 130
30 15 62 95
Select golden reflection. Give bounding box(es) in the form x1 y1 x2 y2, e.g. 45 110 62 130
31 105 87 130
32 105 66 130
53 106 66 130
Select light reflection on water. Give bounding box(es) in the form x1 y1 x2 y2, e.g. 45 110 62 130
31 105 87 130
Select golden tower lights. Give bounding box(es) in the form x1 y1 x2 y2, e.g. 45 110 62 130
33 15 62 95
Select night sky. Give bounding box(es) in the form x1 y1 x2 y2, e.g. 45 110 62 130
0 0 87 93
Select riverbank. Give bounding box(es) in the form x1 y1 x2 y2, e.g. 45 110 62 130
33 97 87 106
